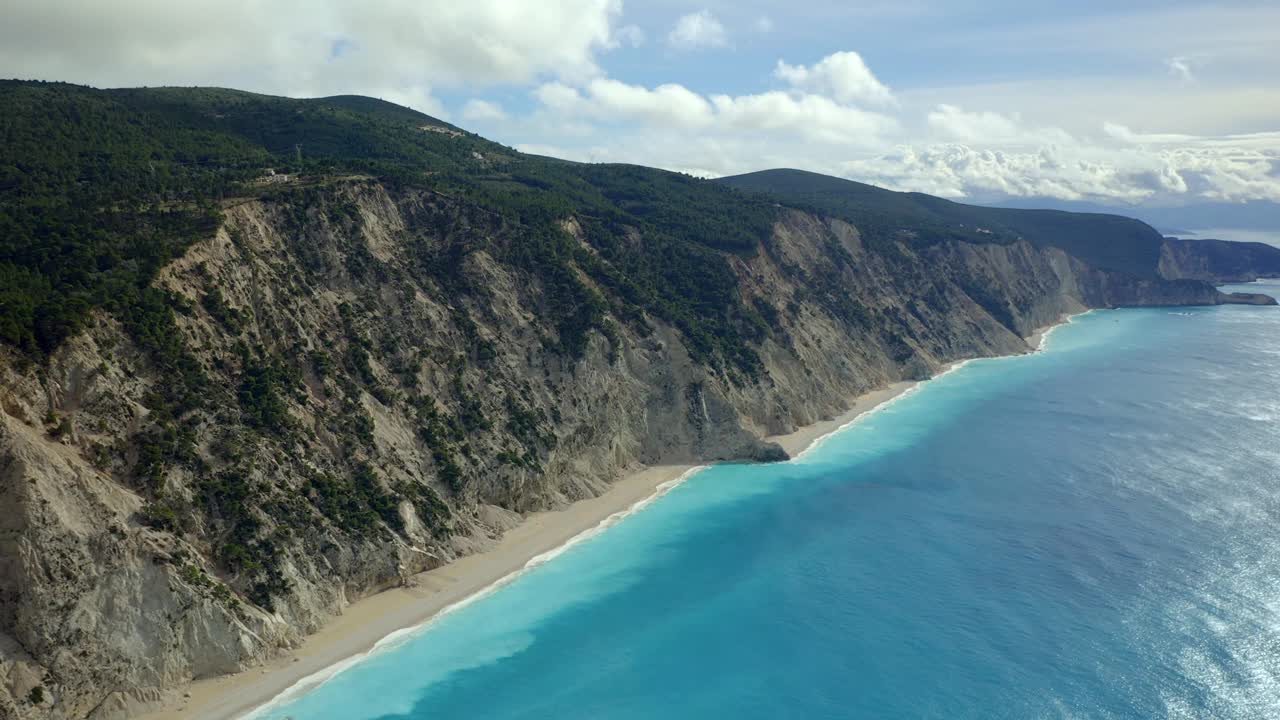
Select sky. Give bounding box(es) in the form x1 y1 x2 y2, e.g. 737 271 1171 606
3 0 1279 210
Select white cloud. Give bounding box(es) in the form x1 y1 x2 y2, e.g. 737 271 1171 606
842 145 1148 201
710 91 898 145
0 0 622 113
840 139 1280 205
6 3 1276 208
666 10 728 50
527 65 1278 207
519 47 1278 206
1102 122 1195 145
774 51 895 107
1166 56 1194 82
612 24 645 48
927 104 1074 146
461 98 507 122
927 105 1023 142
754 16 774 33
536 79 715 128
533 73 898 148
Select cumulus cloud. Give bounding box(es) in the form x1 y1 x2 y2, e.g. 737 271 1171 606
841 140 1280 204
0 0 622 113
523 48 1278 206
534 75 897 147
927 105 1023 142
842 145 1148 201
927 104 1073 146
536 79 715 128
667 10 728 49
6 1 1276 209
1102 122 1195 145
774 51 895 107
709 91 898 144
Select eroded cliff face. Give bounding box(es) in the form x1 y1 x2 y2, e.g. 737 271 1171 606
1159 237 1280 284
0 180 1244 719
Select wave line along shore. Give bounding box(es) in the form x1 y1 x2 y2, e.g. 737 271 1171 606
138 314 1075 720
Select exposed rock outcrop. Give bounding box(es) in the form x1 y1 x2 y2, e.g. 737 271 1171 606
0 180 1270 719
1220 292 1279 306
1159 237 1280 284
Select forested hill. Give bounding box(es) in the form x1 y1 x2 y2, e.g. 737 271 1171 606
715 168 1168 278
3 81 1275 720
0 80 778 375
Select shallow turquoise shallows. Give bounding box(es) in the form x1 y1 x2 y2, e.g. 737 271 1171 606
256 280 1280 720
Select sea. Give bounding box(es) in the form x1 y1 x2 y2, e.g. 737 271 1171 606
253 279 1280 720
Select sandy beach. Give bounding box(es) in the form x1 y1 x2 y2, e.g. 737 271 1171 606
768 382 917 458
1026 312 1076 351
139 315 1068 720
137 464 700 720
139 392 913 720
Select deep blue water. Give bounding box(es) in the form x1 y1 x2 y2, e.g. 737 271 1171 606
257 281 1280 720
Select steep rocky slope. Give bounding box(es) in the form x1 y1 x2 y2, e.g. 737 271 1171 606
1158 236 1280 284
716 168 1169 278
2 84 1276 720
2 176 1262 719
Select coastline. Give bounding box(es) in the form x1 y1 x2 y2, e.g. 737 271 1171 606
770 382 918 460
139 313 1074 720
1026 317 1061 351
1027 311 1084 352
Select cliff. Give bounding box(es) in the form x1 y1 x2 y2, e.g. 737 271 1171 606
0 181 1253 719
1158 237 1280 284
0 84 1275 720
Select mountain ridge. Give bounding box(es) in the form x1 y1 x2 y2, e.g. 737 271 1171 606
1 83 1276 720
715 168 1280 292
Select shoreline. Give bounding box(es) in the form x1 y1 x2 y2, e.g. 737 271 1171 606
1028 311 1086 352
140 313 1074 720
1026 316 1063 351
138 465 698 720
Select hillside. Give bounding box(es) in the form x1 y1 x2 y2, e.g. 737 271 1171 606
1 81 779 377
991 197 1280 236
0 82 1274 720
716 168 1169 278
1159 237 1280 283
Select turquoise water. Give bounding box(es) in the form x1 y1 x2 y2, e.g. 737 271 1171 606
257 281 1280 720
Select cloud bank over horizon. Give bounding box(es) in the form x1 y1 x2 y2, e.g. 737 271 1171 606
4 0 1278 208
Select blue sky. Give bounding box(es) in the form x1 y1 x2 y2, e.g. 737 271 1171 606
4 0 1278 208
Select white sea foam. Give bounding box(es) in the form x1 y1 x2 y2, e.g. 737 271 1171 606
245 313 1102 717
240 465 706 719
1036 309 1093 352
793 383 925 462
795 311 1090 463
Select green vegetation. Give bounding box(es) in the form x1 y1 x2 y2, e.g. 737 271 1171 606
10 81 1192 613
137 501 184 532
238 363 293 433
133 418 198 492
456 162 780 376
412 397 469 494
1161 237 1280 281
0 82 800 608
202 286 244 333
306 463 400 534
0 82 253 361
2 81 785 382
197 468 292 609
716 168 1167 278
